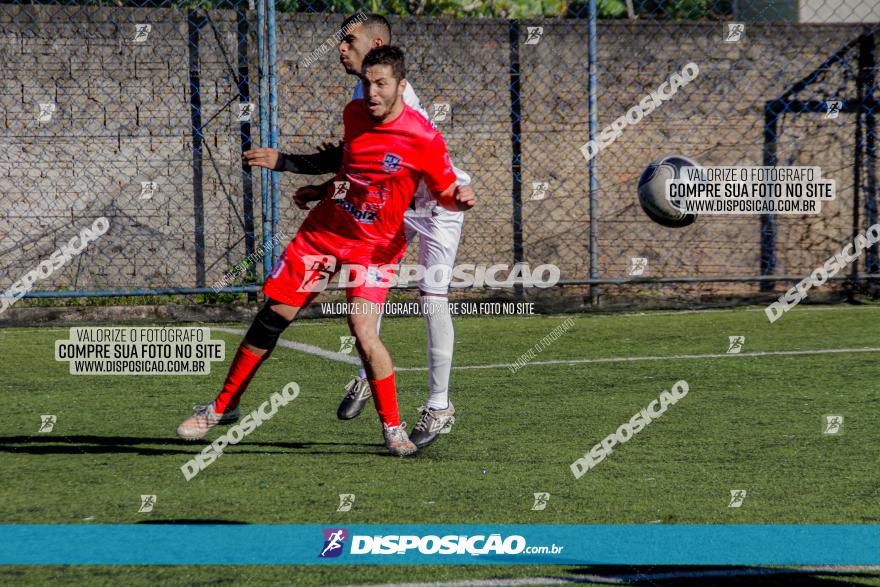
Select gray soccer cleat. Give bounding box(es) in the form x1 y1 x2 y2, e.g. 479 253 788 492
176 402 239 440
337 376 372 420
409 402 456 448
383 422 418 456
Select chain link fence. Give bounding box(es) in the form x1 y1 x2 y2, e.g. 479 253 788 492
2 0 879 311
587 5 880 307
1 1 263 302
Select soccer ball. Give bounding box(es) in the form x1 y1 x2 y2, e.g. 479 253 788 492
637 155 700 228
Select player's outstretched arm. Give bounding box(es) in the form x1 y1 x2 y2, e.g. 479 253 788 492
243 142 343 175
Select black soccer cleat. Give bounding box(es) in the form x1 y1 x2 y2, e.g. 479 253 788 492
409 402 456 448
337 376 372 420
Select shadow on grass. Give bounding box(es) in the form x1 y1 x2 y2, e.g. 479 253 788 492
560 565 880 585
0 435 378 456
136 519 250 525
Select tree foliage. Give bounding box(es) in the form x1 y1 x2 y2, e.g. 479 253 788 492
276 0 729 19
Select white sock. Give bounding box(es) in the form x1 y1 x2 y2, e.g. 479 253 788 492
358 313 383 379
421 295 453 410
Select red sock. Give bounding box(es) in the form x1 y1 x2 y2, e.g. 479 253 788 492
213 346 271 414
369 372 400 427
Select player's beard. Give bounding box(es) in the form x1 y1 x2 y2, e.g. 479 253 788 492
368 94 402 122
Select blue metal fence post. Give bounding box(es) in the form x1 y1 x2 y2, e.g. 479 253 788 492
256 0 271 279
268 0 280 266
588 0 599 305
236 0 257 300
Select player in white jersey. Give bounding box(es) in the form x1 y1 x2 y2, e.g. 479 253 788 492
244 13 470 448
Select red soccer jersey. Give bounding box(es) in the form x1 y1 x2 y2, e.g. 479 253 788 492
301 99 457 248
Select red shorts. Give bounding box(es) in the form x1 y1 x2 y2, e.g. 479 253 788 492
262 228 406 308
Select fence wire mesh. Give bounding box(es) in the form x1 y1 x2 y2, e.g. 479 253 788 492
1 2 263 298
1 0 879 310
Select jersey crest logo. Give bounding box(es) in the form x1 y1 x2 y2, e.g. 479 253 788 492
382 153 402 173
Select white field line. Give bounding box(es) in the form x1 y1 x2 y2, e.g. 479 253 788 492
17 316 879 371
397 347 880 372
212 327 361 366
3 301 880 335
212 327 880 372
591 304 880 318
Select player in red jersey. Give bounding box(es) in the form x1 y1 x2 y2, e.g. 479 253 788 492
176 45 475 456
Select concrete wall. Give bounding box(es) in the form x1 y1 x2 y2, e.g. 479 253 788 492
800 0 880 24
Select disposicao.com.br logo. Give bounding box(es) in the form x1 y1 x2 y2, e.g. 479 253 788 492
318 528 564 558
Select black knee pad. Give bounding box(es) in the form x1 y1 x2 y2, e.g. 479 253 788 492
245 302 293 349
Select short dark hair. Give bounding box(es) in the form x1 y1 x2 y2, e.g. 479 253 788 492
362 45 405 82
341 13 391 43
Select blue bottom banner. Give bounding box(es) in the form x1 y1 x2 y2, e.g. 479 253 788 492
1 524 878 565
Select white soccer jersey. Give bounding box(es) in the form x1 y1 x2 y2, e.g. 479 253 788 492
353 79 471 217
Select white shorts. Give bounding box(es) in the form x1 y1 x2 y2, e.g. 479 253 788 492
403 207 463 296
